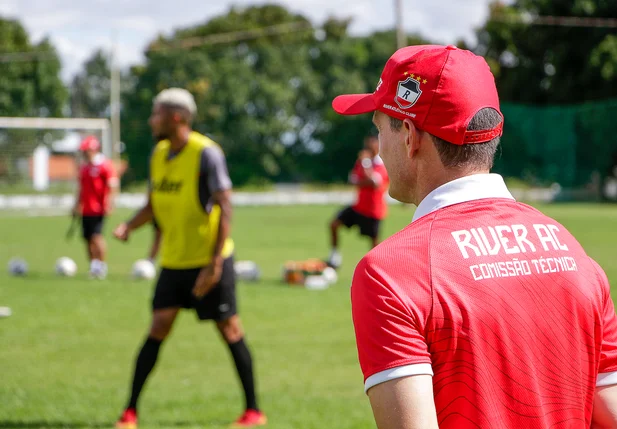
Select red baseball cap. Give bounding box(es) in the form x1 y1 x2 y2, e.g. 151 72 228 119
332 45 503 145
79 135 100 152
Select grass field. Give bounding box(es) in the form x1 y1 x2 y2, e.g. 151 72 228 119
1 203 616 429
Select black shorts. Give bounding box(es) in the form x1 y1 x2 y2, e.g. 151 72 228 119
336 206 381 239
82 215 105 240
152 257 236 321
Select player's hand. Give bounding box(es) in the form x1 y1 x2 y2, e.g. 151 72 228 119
192 261 223 298
71 206 80 217
113 223 131 241
358 149 371 160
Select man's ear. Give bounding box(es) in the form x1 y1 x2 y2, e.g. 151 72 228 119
403 118 419 159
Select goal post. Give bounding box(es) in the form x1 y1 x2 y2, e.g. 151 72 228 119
0 117 115 193
0 117 112 158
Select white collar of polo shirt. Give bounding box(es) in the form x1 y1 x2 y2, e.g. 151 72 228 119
412 173 515 222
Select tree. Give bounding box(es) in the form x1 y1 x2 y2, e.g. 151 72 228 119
474 1 617 189
70 49 111 118
475 0 617 104
70 49 135 119
0 18 66 116
309 27 431 182
0 17 67 183
122 5 322 184
121 5 434 185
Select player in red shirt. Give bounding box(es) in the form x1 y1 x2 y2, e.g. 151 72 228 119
327 135 389 269
332 45 617 429
72 136 118 279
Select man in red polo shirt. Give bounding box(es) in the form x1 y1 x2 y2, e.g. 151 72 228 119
332 45 617 428
327 135 389 269
72 136 118 279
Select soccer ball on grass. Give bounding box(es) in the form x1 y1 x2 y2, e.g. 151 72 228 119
131 259 157 280
55 257 77 277
8 258 28 276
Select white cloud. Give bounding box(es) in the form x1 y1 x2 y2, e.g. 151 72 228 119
4 0 497 82
0 1 18 15
24 10 82 33
113 42 145 69
113 16 158 33
51 34 91 81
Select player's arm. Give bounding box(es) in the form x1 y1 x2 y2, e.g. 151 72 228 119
351 256 436 429
127 195 154 230
72 166 82 215
106 162 120 212
592 385 617 428
205 147 233 265
72 183 82 215
369 376 438 429
355 154 381 188
192 147 233 298
113 192 153 241
591 258 617 428
355 171 382 188
349 158 362 185
148 220 161 262
115 148 156 242
212 188 232 265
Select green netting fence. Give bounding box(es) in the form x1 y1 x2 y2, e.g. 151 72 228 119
496 99 617 188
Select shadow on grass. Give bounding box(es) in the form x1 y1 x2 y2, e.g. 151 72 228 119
0 420 220 428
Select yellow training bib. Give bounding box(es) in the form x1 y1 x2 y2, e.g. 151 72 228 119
150 132 234 269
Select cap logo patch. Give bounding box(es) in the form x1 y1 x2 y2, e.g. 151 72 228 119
395 77 422 109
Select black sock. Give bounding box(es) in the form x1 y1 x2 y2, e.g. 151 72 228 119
127 336 162 410
228 338 258 411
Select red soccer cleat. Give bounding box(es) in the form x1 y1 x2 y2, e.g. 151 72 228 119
116 408 138 429
230 409 267 427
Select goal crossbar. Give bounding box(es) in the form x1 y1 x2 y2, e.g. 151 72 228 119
0 117 112 157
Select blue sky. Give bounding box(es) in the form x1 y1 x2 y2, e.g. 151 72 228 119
0 0 496 80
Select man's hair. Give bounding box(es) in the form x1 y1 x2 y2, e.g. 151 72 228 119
389 108 502 170
154 88 197 124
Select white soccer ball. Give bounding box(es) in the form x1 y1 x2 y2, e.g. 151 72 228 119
234 260 261 282
0 306 11 318
55 257 77 277
304 275 330 291
8 258 28 276
322 267 338 285
131 259 157 280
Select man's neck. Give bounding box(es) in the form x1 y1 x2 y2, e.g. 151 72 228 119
415 168 490 206
169 127 191 152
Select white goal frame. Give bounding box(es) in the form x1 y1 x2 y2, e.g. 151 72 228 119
0 117 112 157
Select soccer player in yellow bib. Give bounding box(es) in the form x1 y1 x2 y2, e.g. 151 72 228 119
113 88 266 428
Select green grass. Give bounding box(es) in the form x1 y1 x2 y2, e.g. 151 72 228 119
0 203 616 429
0 181 76 195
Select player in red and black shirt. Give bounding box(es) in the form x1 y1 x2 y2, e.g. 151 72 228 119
326 135 389 269
332 45 617 429
72 136 118 279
